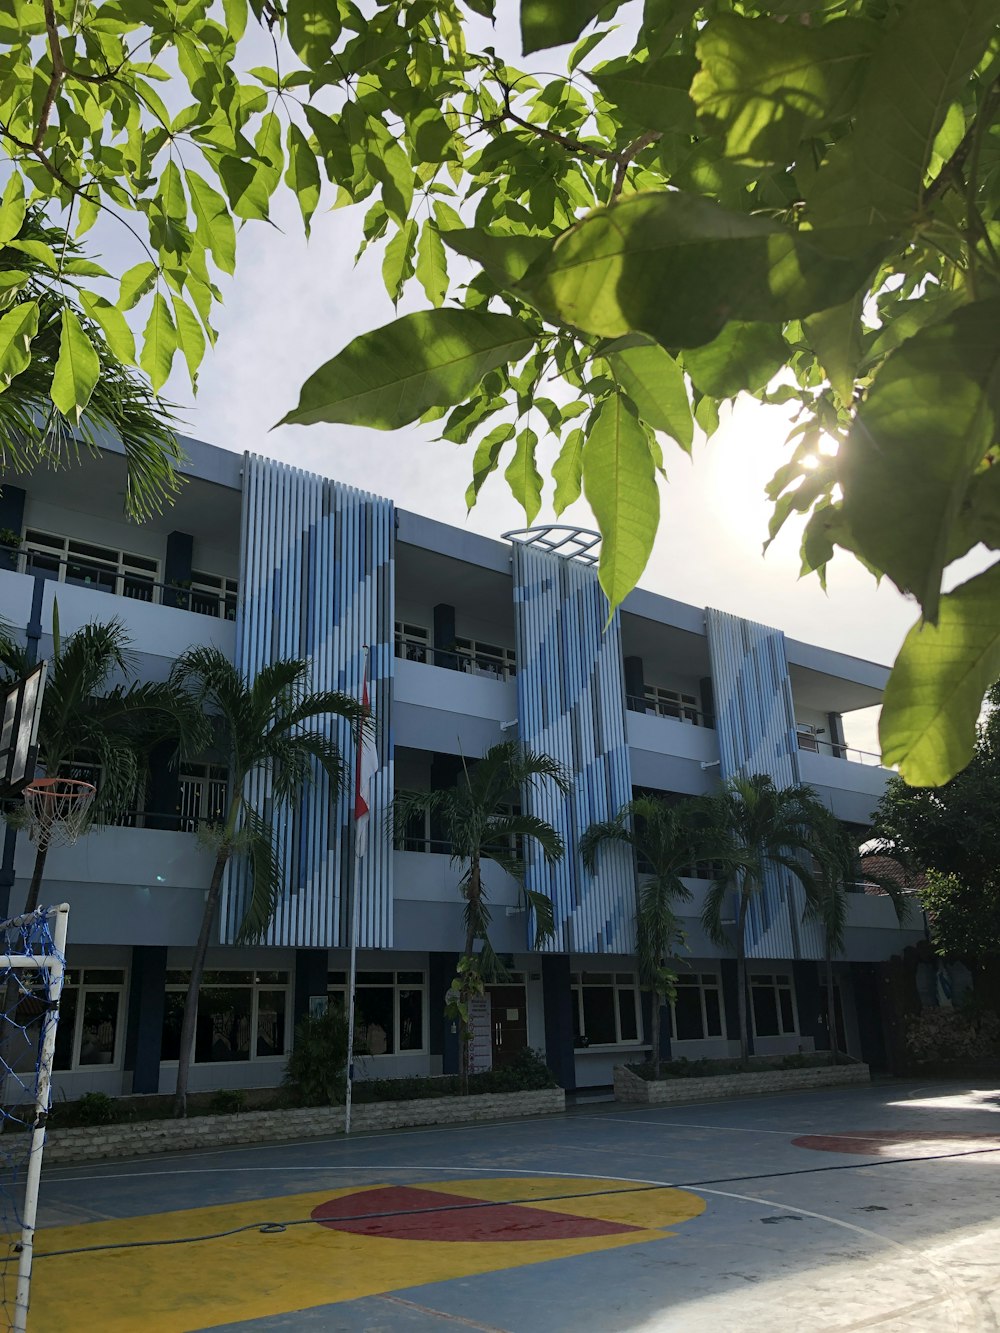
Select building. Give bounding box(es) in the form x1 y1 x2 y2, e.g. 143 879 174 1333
0 435 922 1099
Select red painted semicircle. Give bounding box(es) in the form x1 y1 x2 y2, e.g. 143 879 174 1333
311 1185 643 1242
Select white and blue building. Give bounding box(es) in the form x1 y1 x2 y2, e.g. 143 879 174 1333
0 436 922 1099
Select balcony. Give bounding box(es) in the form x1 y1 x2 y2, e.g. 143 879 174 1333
394 644 517 757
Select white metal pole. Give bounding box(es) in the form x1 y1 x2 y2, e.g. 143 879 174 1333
14 903 70 1333
344 647 368 1137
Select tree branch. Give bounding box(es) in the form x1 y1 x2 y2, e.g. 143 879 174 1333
37 0 67 151
612 130 660 200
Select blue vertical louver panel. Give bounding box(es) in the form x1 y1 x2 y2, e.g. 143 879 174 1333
705 608 821 959
224 453 394 949
512 544 634 953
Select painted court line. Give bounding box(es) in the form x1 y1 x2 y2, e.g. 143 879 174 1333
378 1294 510 1332
574 1113 799 1137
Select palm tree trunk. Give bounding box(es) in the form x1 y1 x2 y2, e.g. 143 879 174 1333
174 847 230 1117
651 990 661 1079
826 951 839 1065
22 839 49 917
736 892 750 1070
458 859 480 1098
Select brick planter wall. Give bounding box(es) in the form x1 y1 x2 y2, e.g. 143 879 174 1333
42 1088 565 1165
613 1062 870 1105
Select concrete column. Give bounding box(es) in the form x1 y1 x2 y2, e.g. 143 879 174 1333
793 960 827 1051
700 676 715 729
827 712 847 758
433 602 457 671
0 484 25 571
163 530 194 609
720 958 753 1055
293 949 329 1026
623 656 646 712
541 955 576 1090
123 946 168 1094
145 739 181 831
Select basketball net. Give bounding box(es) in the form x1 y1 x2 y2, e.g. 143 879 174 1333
21 779 96 847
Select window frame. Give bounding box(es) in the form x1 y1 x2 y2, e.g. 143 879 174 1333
160 969 293 1065
453 636 517 680
188 569 238 621
643 683 700 724
327 969 428 1057
178 762 230 831
570 971 644 1048
394 621 431 664
669 971 726 1043
21 529 161 603
53 966 128 1073
749 972 800 1038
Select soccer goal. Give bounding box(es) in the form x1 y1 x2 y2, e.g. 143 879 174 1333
0 904 69 1333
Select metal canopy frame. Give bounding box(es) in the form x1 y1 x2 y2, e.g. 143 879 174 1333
503 525 602 565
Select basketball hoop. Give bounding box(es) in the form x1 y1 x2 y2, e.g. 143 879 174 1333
22 778 96 847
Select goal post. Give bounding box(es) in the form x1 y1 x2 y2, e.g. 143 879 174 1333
0 905 69 1333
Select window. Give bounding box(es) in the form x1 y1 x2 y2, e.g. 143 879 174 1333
161 970 291 1063
179 763 229 831
187 570 238 621
395 621 430 663
643 684 700 724
327 969 426 1055
796 723 821 752
454 637 516 680
571 972 642 1047
53 968 126 1071
751 973 798 1037
670 973 725 1042
22 530 159 603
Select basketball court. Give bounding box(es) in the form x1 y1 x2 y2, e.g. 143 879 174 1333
25 1079 1000 1331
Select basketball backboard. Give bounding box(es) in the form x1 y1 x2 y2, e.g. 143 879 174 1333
0 662 47 796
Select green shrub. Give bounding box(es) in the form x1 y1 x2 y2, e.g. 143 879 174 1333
350 1047 557 1104
72 1092 121 1126
284 1004 350 1105
208 1088 247 1116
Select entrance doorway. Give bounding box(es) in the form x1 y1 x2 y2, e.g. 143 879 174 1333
486 985 528 1069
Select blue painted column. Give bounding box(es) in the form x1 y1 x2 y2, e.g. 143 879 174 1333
511 542 635 954
226 455 395 949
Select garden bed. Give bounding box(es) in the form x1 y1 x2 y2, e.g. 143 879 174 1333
41 1086 566 1165
614 1059 870 1105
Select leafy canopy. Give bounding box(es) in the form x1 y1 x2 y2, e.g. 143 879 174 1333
5 0 1000 784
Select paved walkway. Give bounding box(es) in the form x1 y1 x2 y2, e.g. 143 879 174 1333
26 1080 1000 1331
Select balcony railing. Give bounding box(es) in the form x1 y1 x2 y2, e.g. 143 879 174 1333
796 733 884 766
394 636 516 682
0 544 237 621
626 694 715 728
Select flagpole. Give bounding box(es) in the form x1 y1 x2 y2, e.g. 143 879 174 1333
345 645 369 1137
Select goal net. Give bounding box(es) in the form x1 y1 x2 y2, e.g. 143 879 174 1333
0 905 69 1333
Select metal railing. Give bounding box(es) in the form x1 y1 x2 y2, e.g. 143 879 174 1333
795 733 884 767
0 544 237 621
394 636 516 682
626 694 715 728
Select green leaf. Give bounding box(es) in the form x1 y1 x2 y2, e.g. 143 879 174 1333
0 174 25 246
79 290 136 365
140 293 177 393
416 223 448 308
552 426 584 514
880 564 1000 787
584 394 660 611
280 310 536 430
50 308 100 424
605 338 692 453
839 299 1000 623
521 0 605 55
369 141 413 226
6 238 58 271
119 261 158 311
694 393 720 439
589 55 698 134
382 219 417 304
0 299 38 391
804 0 997 233
222 0 247 41
443 228 551 286
286 0 341 70
285 123 321 236
171 295 207 391
467 423 515 510
803 295 864 406
683 321 786 399
505 427 542 524
514 193 880 350
691 15 876 166
187 171 236 275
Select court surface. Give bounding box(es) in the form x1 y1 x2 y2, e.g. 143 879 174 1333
29 1080 1000 1332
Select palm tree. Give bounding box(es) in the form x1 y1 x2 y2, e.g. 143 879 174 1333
581 795 719 1077
701 774 831 1068
168 646 361 1117
0 615 199 916
808 812 912 1063
393 740 570 1090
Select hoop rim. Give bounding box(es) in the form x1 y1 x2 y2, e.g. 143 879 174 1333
22 777 97 797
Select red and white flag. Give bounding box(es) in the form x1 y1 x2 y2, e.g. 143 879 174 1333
354 658 379 859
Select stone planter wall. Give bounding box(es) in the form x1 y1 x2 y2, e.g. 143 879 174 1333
613 1062 870 1105
42 1087 565 1165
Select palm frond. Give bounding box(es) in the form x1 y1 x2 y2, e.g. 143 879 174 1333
235 807 283 945
485 812 564 864
701 878 733 950
523 886 555 948
579 815 631 871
